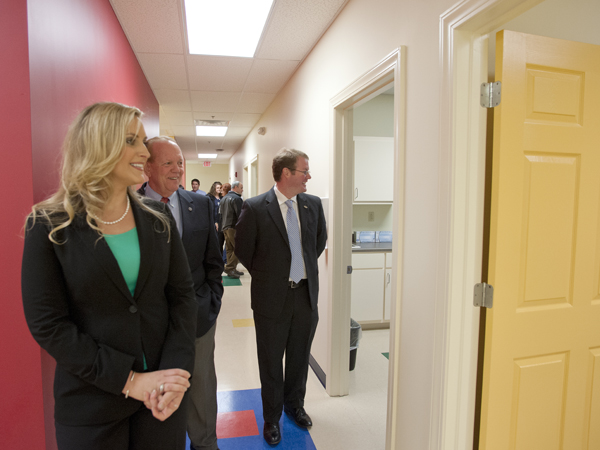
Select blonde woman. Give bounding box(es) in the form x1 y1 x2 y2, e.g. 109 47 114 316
21 103 197 449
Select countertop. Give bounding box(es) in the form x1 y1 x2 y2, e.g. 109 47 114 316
351 242 392 252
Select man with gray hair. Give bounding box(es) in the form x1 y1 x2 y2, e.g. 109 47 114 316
138 136 224 450
220 180 244 278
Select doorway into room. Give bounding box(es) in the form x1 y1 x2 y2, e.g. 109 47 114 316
327 48 406 448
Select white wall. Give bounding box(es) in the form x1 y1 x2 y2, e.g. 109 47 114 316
185 162 230 193
230 0 457 446
227 0 600 447
488 0 600 75
353 92 394 137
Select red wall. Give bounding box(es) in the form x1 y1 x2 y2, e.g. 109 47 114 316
0 0 158 448
28 0 159 203
0 0 44 448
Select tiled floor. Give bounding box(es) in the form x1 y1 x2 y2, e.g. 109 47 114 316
209 271 390 449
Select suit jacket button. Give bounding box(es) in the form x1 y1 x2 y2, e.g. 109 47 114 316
129 305 138 313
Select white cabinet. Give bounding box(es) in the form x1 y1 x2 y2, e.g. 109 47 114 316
351 252 391 326
353 136 394 203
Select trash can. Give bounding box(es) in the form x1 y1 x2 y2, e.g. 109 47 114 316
349 319 362 371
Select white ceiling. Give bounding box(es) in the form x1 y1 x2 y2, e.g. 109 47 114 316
110 0 348 163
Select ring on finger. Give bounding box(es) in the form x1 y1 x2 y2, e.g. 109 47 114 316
159 384 164 394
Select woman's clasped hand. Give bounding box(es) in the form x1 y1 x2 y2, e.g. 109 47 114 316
122 369 191 421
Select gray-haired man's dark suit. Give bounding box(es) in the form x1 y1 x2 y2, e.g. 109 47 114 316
138 183 223 450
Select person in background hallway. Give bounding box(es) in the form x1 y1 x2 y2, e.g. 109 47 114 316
220 181 244 278
235 148 327 446
21 102 197 450
206 181 224 256
190 178 206 195
138 137 224 450
218 183 231 263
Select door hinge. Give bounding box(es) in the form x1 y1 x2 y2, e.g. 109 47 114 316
473 282 494 308
480 82 501 108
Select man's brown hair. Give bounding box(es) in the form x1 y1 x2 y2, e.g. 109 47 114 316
272 148 309 182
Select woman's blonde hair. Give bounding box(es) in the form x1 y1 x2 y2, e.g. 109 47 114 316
28 102 170 243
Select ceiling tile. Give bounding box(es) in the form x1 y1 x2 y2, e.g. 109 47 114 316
137 53 188 90
110 0 184 54
237 93 276 113
226 127 253 138
257 0 348 60
187 56 253 91
163 111 194 126
244 59 299 94
221 137 246 149
192 111 234 121
153 89 192 111
190 91 242 112
174 135 197 154
171 125 196 138
230 113 262 127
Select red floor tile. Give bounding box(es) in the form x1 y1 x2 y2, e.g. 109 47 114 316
216 410 259 439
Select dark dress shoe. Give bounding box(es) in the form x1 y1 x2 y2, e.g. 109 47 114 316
234 270 245 276
225 270 240 279
263 422 281 445
284 406 313 428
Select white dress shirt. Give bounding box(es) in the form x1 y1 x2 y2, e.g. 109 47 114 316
145 184 183 237
274 185 307 280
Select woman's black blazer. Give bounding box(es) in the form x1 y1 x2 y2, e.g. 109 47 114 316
21 198 197 426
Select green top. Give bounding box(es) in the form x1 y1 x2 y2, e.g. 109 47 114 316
104 227 146 369
104 227 140 297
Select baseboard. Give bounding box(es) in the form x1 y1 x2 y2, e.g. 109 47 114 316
309 354 326 388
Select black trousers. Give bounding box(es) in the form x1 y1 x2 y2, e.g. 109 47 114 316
253 282 318 423
55 395 188 450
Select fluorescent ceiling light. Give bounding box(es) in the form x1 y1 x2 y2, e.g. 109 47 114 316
185 0 274 57
196 126 228 137
198 154 218 159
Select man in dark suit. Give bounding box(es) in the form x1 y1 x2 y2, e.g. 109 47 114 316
235 148 327 446
139 137 224 450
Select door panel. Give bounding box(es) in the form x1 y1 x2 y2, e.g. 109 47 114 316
480 30 600 450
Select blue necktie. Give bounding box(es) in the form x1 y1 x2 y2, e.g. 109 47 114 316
285 200 303 283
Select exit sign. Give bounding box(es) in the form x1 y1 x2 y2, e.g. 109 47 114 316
203 161 211 167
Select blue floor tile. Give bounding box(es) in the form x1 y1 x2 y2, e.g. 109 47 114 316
186 388 317 450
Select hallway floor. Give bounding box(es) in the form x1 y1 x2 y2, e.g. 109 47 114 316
200 271 390 449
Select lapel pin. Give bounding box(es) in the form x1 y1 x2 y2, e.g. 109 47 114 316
188 207 192 211
303 205 308 209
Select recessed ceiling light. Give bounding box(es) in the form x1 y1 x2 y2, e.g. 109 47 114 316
184 0 274 57
195 119 229 137
196 126 227 137
198 154 218 159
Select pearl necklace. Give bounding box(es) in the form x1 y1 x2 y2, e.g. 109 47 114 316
93 196 130 225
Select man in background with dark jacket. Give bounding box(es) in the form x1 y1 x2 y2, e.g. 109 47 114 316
220 181 244 278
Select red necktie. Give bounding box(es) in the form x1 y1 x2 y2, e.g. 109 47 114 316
160 197 169 204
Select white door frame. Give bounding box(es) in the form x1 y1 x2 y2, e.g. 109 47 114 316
433 0 545 449
243 155 258 199
327 48 407 416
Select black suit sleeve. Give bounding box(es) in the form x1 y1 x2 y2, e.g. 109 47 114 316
234 199 257 272
202 196 224 310
158 216 198 373
21 219 136 395
316 198 327 258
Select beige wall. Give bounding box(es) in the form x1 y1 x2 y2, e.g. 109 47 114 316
353 204 393 232
353 92 394 137
231 0 456 447
185 162 230 193
227 0 600 447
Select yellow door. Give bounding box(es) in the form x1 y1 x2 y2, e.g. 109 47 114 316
480 30 600 450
